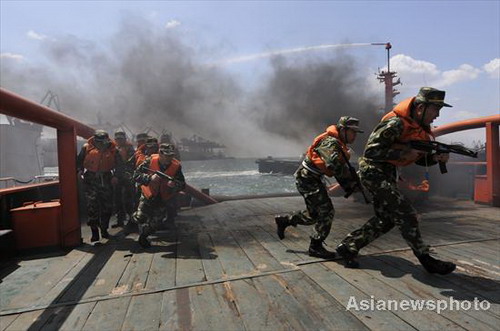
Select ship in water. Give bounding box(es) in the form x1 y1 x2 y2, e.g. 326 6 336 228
255 156 301 175
176 134 230 161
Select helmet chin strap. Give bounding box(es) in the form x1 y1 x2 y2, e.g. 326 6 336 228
420 104 428 127
341 127 348 144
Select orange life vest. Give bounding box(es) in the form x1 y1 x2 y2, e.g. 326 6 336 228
381 97 433 167
141 155 181 201
306 125 349 177
134 144 147 168
82 137 117 172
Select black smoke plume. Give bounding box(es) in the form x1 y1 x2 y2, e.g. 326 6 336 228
250 54 382 153
1 15 383 156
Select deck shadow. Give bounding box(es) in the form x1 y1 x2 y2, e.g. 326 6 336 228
350 254 500 304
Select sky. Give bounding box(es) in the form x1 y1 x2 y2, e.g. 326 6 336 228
1 1 499 157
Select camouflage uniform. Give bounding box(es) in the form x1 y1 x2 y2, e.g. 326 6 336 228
283 117 363 243
289 140 353 241
113 132 136 225
340 88 450 258
133 146 185 242
77 131 124 240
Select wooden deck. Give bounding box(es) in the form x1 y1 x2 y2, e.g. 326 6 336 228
0 196 499 330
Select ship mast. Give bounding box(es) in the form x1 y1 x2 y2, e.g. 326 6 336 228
374 42 401 112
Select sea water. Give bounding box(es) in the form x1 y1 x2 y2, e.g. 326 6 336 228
182 158 296 196
45 158 298 196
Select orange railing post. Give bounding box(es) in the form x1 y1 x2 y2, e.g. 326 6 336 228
485 122 499 206
57 127 82 246
433 114 500 207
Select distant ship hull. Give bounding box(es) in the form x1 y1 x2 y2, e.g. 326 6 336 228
255 157 300 175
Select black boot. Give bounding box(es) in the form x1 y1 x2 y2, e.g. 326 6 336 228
138 226 152 248
308 238 336 259
275 215 292 240
90 226 100 242
101 228 110 239
123 221 138 235
336 243 359 268
138 234 151 248
417 254 456 275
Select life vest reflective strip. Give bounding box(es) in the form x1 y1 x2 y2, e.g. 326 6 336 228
306 125 349 177
141 155 181 201
382 97 433 166
82 137 117 172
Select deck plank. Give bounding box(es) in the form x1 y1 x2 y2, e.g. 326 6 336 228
175 234 206 285
145 232 177 290
301 263 415 330
35 302 96 331
359 254 497 330
81 297 130 330
121 293 162 330
57 245 116 303
278 271 370 330
115 252 154 294
81 249 131 299
324 260 465 330
197 233 225 281
232 229 284 272
1 249 88 309
210 230 256 277
158 290 179 330
0 314 18 331
249 226 303 264
228 279 284 330
188 284 245 330
4 308 54 331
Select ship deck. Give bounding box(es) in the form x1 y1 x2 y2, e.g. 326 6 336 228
0 196 499 330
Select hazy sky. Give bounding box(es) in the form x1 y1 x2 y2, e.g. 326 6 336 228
1 1 498 156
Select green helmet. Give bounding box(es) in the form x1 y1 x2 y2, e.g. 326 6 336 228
94 130 110 142
337 116 364 133
114 131 127 139
159 143 176 156
145 137 158 148
415 87 452 107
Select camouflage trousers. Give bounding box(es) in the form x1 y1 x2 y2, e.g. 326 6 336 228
287 167 335 241
113 178 134 222
133 194 170 236
341 161 430 257
83 171 114 229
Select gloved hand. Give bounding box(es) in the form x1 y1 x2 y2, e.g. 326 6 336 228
150 174 161 184
433 152 450 163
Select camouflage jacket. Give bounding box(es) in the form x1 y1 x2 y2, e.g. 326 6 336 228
309 136 353 187
360 117 437 173
134 156 186 192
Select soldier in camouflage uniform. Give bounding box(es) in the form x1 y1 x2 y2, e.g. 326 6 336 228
336 87 456 275
133 144 186 248
77 130 123 242
111 131 136 228
275 116 364 259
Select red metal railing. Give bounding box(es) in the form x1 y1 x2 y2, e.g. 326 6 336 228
1 88 94 247
434 115 500 206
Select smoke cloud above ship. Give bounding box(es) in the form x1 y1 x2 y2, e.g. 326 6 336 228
1 15 382 156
